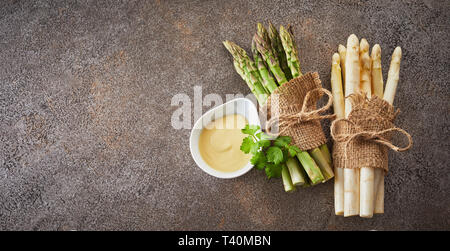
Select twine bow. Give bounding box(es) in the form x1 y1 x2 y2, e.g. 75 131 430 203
330 118 413 169
265 88 336 137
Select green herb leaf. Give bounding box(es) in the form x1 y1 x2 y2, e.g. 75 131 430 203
274 136 291 147
250 151 267 170
240 124 303 181
287 145 301 157
256 161 267 170
250 142 261 155
260 133 274 141
265 163 282 178
282 149 290 162
258 139 271 149
241 124 260 135
240 136 255 154
266 146 284 165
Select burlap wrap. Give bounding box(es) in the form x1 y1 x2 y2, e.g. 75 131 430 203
262 72 334 150
330 93 413 173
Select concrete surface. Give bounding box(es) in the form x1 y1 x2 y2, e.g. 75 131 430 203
0 0 449 230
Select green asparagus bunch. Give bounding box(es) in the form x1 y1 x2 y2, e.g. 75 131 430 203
278 25 334 181
223 22 334 191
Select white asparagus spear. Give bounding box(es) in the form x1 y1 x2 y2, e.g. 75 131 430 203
359 39 372 98
371 44 384 97
331 54 346 120
344 34 360 217
331 53 345 215
359 38 374 218
375 46 402 214
383 47 402 104
374 174 384 213
338 44 347 93
371 44 385 214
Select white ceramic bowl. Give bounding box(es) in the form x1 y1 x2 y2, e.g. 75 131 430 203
190 98 261 179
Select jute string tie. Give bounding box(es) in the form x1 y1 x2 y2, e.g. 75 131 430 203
265 88 336 137
330 118 413 169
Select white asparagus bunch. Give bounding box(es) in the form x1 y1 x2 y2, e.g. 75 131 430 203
331 34 403 217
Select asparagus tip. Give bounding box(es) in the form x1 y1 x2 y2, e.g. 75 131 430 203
332 53 340 63
393 46 402 56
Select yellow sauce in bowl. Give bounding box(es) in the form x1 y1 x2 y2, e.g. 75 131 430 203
199 114 251 173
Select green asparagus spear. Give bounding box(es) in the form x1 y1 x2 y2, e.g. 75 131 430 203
257 23 271 48
296 150 324 185
258 23 288 84
319 144 332 165
253 34 288 85
232 60 267 104
224 41 263 86
281 164 296 192
279 25 302 78
268 22 292 80
318 144 333 179
309 148 334 181
233 45 269 102
251 39 278 94
286 157 306 186
224 41 268 103
233 60 254 92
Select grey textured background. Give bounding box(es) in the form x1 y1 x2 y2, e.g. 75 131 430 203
1 0 449 230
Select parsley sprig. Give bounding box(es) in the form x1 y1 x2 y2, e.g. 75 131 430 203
240 124 301 179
